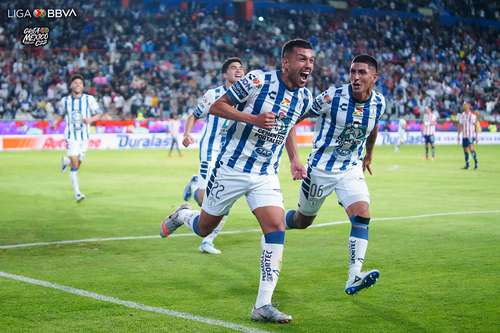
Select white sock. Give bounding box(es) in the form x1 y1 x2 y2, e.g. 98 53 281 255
255 236 284 309
63 156 70 166
202 216 226 244
177 209 200 233
348 236 368 280
70 170 80 196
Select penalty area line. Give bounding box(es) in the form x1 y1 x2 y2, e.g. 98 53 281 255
0 271 272 333
1 209 499 250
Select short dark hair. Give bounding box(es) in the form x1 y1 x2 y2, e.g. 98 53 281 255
281 39 313 58
352 55 378 72
221 57 242 74
70 73 85 85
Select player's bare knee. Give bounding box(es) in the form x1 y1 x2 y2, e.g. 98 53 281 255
346 201 370 219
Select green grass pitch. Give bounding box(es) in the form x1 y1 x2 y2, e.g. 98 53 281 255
0 145 499 332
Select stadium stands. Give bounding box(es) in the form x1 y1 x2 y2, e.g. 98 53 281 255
0 0 498 124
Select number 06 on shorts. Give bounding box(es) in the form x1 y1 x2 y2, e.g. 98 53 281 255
298 164 370 216
202 163 284 216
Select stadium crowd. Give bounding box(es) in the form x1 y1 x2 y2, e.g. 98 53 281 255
0 0 498 124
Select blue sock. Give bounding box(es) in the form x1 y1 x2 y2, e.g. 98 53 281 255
264 231 285 244
192 215 201 236
70 167 78 172
350 216 370 240
284 210 297 229
464 152 469 165
471 151 477 163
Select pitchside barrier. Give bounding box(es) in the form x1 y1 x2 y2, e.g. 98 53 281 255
1 132 499 151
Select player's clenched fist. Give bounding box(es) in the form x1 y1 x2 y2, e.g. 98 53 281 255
254 112 275 129
182 134 195 147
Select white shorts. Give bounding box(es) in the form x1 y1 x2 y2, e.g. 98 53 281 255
197 160 215 189
67 140 88 160
202 163 284 216
298 164 370 216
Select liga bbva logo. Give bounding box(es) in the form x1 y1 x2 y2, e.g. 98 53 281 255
8 8 77 18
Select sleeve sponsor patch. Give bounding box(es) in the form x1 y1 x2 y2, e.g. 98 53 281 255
230 80 249 101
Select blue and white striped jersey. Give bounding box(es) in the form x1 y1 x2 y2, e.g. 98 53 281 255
220 69 313 175
193 85 229 162
308 84 385 173
58 94 100 141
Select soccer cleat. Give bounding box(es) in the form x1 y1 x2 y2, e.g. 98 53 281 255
75 193 85 203
160 203 191 238
462 165 469 170
251 304 292 323
474 163 478 170
345 269 380 295
199 242 221 255
61 157 69 173
183 175 198 201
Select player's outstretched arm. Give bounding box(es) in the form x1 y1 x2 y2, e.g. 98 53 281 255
182 114 196 147
285 126 306 180
210 95 274 129
363 125 378 175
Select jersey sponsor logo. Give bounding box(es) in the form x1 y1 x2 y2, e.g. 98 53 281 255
323 93 332 103
340 103 348 112
254 128 285 145
335 121 367 156
255 147 272 158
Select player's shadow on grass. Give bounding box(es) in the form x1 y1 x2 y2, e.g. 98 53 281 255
351 299 428 332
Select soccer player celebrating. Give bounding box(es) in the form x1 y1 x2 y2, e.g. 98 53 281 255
285 55 385 295
160 39 314 323
422 106 437 160
457 102 479 169
57 74 102 202
181 57 245 255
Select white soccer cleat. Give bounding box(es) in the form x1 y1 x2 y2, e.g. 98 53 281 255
345 269 380 295
199 242 221 255
75 193 85 203
251 304 292 323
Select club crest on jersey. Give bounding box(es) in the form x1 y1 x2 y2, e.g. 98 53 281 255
280 97 291 107
353 104 364 117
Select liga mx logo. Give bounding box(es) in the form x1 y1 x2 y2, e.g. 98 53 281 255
33 8 46 18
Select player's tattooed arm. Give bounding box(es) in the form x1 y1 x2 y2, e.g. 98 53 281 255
363 125 378 175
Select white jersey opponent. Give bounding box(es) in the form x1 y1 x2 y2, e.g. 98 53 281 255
59 94 100 141
459 112 478 139
423 112 437 135
222 69 313 175
193 85 229 163
308 84 385 173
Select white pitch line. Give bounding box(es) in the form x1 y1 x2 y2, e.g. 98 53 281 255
1 210 499 250
0 271 272 333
